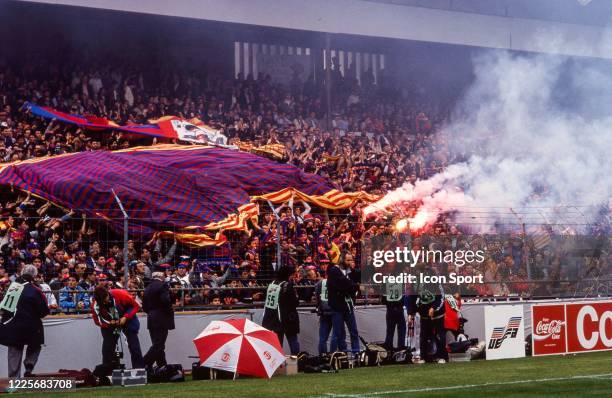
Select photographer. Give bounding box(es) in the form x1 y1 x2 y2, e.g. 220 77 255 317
262 266 300 354
142 272 174 370
314 267 332 354
383 281 407 350
327 252 360 355
91 284 144 369
408 265 446 363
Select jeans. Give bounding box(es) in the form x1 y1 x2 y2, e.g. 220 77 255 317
318 314 333 355
143 328 169 368
7 344 41 378
384 306 406 349
276 331 300 355
330 311 360 354
101 327 145 369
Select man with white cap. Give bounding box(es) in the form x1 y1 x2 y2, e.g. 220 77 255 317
0 264 50 377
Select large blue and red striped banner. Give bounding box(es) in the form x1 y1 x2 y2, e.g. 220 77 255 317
0 145 374 244
23 102 228 145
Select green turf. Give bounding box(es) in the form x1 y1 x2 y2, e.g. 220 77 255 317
18 351 612 397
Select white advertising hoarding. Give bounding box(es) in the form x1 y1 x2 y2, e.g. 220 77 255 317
485 305 525 360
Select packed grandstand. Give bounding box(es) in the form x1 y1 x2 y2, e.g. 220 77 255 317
0 49 608 313
0 2 610 396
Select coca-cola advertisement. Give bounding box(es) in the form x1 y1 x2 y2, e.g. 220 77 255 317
532 301 612 356
566 301 612 354
532 304 567 356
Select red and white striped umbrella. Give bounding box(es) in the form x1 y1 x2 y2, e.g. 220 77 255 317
193 318 285 379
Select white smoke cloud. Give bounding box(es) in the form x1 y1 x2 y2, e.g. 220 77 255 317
369 36 612 233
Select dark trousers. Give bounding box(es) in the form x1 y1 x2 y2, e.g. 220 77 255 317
330 311 360 354
101 327 144 369
419 316 447 361
384 306 406 349
275 331 300 355
143 328 169 368
7 344 41 378
318 314 333 355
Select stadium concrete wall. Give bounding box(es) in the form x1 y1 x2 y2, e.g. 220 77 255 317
1 298 607 375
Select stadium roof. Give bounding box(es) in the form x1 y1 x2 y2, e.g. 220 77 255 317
362 0 612 28
14 0 612 58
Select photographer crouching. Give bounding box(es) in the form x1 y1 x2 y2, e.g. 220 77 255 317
91 284 145 371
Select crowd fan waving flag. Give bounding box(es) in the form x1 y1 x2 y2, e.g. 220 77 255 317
23 101 228 146
0 145 376 246
22 102 285 159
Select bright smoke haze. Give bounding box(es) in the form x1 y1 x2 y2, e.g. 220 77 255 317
365 42 612 233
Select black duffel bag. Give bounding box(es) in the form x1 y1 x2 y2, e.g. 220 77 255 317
148 364 185 383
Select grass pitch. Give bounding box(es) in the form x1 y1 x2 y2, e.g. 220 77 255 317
20 351 612 397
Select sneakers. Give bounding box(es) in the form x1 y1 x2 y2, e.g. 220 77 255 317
411 357 446 364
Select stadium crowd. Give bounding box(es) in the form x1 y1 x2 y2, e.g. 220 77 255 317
0 60 609 313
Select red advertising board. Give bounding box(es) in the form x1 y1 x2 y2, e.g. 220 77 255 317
566 301 612 353
532 301 612 356
532 304 567 356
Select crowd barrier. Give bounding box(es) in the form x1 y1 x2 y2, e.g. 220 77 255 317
1 297 609 375
38 277 612 316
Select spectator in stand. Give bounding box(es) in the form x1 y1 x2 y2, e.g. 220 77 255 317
132 260 151 286
58 275 90 312
34 272 57 311
79 269 98 292
0 53 607 307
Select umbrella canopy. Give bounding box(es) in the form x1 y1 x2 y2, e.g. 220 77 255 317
193 318 285 379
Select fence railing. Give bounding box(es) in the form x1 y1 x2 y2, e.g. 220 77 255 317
33 278 612 316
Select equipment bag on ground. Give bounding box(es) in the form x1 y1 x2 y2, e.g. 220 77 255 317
148 364 185 383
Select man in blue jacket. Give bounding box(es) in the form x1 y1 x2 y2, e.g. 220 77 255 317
59 276 90 312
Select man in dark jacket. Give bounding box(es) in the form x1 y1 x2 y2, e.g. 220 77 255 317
314 268 333 355
383 281 407 350
408 265 446 363
262 266 300 354
0 264 50 377
142 272 175 369
327 252 360 354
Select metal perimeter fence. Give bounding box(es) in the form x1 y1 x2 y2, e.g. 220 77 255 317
28 278 612 316
1 207 609 312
